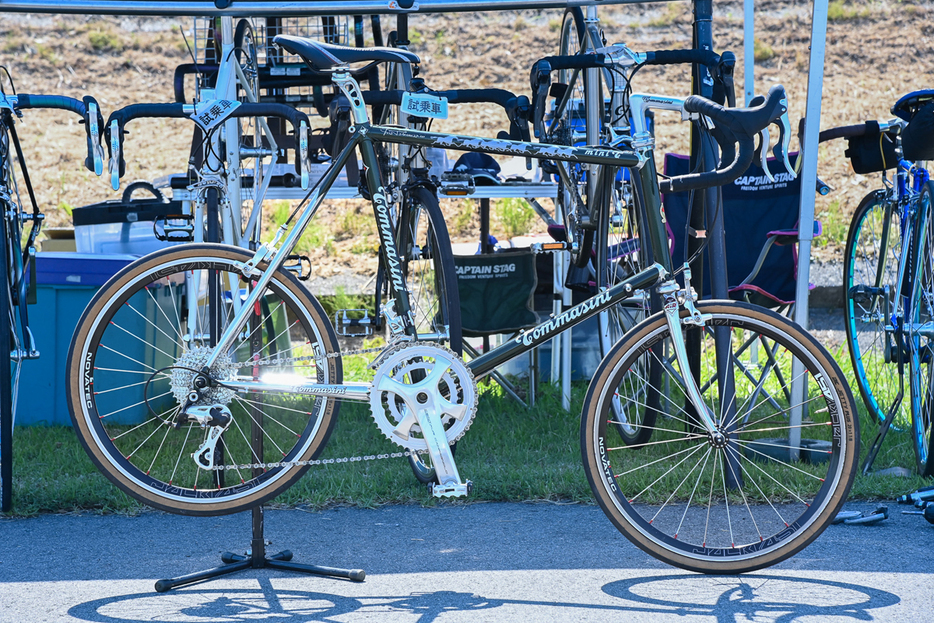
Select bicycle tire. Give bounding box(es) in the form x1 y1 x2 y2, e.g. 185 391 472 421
843 189 905 428
908 181 934 476
581 300 859 573
592 167 659 445
0 121 12 512
554 7 595 268
394 186 463 484
67 244 342 516
233 18 263 245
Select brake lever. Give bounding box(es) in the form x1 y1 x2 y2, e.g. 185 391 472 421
757 127 774 182
530 60 551 139
108 118 121 190
299 120 310 190
87 101 104 176
770 108 795 178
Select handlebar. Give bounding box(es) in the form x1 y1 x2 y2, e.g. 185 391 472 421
104 101 312 191
660 85 790 193
816 119 904 143
530 47 732 138
643 49 721 68
9 94 104 176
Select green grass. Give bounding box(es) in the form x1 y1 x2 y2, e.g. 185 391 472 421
753 38 775 63
828 0 872 22
8 382 590 516
495 197 536 240
5 322 931 516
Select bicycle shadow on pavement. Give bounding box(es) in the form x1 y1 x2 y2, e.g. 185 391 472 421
66 574 898 623
602 573 900 622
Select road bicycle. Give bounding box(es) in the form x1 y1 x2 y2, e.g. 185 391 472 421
0 74 104 511
837 90 934 476
65 37 858 574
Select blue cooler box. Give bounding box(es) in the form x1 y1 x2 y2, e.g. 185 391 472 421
17 253 138 426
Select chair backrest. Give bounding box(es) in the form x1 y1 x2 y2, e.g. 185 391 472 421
663 152 805 307
455 248 539 336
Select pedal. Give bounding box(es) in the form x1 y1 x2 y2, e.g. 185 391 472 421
154 214 195 242
335 309 374 337
438 172 475 196
848 284 884 305
431 480 472 498
282 254 312 280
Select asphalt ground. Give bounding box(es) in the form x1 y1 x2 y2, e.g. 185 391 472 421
1 499 932 622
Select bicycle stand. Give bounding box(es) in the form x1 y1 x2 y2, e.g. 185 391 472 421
154 504 365 592
155 308 364 592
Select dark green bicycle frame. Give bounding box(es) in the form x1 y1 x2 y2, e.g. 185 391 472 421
351 123 671 380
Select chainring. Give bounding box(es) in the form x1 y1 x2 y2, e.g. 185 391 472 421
369 342 478 451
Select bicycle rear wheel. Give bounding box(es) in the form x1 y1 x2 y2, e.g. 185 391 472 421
67 244 341 516
843 189 904 427
909 181 934 476
581 301 859 573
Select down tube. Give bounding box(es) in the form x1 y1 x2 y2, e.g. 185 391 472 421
468 265 665 379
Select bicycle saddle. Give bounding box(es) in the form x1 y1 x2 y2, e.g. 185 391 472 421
892 89 934 121
273 35 420 72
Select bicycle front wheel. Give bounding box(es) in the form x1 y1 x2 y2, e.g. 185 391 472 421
581 301 859 573
909 181 934 476
843 189 904 427
67 244 341 516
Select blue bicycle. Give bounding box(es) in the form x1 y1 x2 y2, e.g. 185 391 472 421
841 90 934 476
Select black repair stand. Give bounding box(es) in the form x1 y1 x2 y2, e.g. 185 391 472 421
154 228 365 591
154 504 365 592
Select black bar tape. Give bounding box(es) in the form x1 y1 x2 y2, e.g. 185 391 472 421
15 94 85 116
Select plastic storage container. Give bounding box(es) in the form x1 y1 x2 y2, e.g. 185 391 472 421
72 183 185 256
15 252 182 426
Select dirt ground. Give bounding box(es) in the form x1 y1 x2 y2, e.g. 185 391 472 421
0 1 931 278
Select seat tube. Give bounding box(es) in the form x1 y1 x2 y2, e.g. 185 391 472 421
357 132 414 333
630 157 673 276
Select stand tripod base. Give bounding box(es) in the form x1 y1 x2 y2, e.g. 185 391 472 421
154 505 365 592
155 548 365 592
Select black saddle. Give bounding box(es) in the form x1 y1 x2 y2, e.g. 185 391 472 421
273 35 419 72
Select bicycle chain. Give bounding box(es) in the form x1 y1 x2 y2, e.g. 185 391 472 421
208 448 429 472
211 341 423 471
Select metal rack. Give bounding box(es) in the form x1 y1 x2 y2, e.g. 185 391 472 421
0 0 832 521
0 0 651 17
193 14 352 65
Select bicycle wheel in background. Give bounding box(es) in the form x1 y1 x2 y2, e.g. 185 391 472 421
0 130 11 511
592 169 658 445
393 186 463 484
843 189 905 427
553 6 595 268
233 18 264 245
908 181 934 477
395 185 462 355
67 245 342 516
581 301 859 574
